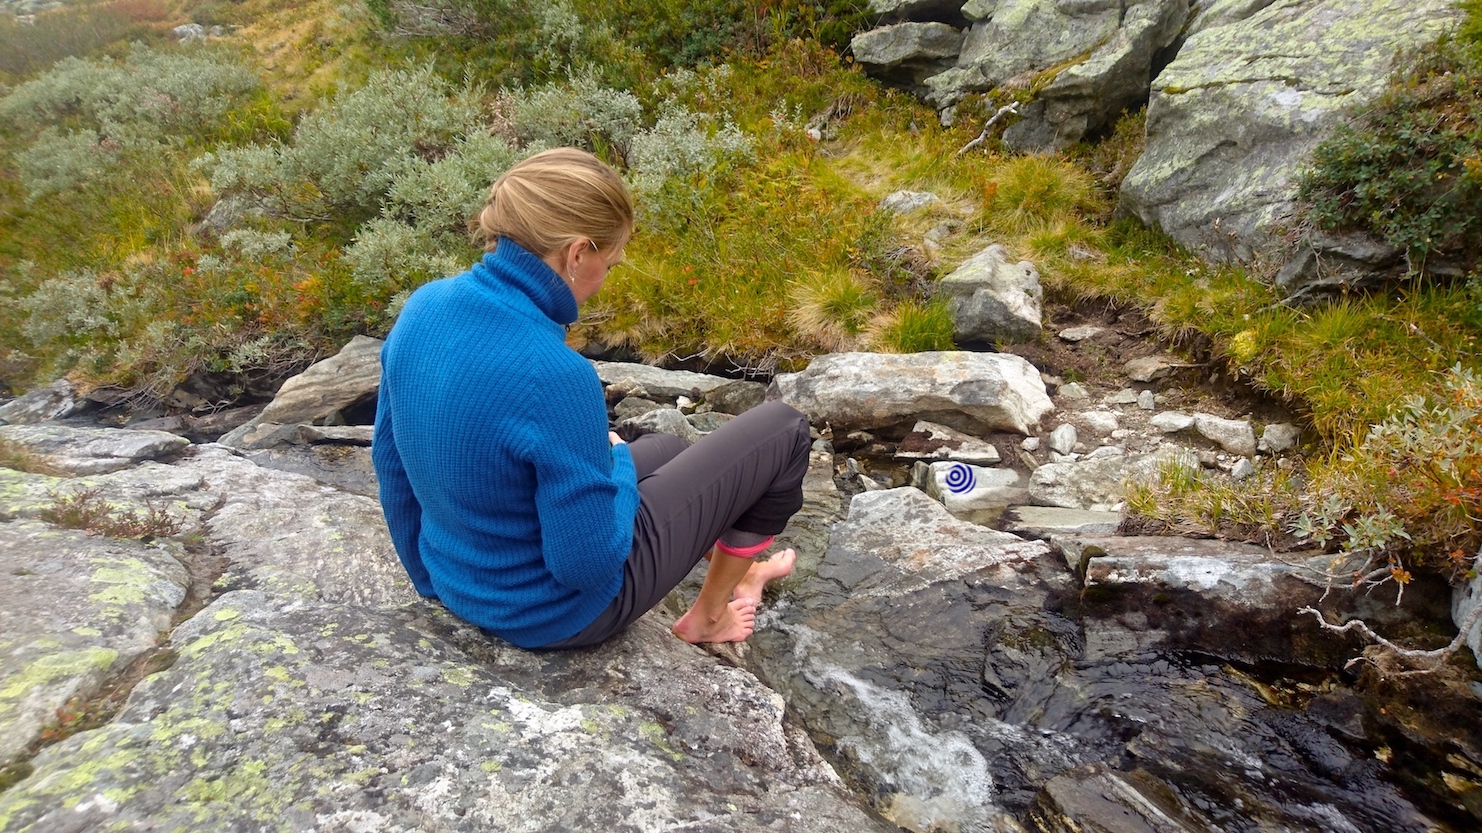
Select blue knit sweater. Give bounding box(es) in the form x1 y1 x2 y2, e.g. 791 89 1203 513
372 239 639 648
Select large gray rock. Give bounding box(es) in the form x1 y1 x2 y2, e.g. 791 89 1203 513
1192 412 1257 457
0 590 888 832
1029 447 1196 511
921 0 1188 150
1120 0 1459 274
770 351 1054 436
590 360 728 401
221 336 384 447
0 379 83 425
851 22 965 87
912 461 1027 521
0 425 188 475
0 521 189 767
937 244 1043 344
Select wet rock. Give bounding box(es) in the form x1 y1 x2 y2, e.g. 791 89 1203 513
1259 422 1301 453
770 351 1055 436
1000 506 1121 540
879 190 941 213
0 379 84 426
937 244 1043 344
1029 764 1209 833
1192 412 1257 457
704 379 768 415
1119 0 1458 275
591 361 726 401
1029 448 1196 512
895 420 1001 465
912 461 1028 521
0 591 887 832
0 520 189 766
0 425 189 475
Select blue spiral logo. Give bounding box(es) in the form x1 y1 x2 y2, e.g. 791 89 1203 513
944 463 976 494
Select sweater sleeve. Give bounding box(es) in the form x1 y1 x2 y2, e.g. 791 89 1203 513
372 379 437 599
527 369 641 593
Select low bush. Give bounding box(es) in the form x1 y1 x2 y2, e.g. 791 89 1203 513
1299 10 1482 272
41 488 183 539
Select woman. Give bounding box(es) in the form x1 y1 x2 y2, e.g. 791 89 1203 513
372 147 811 650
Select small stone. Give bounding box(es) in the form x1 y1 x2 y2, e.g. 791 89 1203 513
1193 412 1257 457
1049 424 1078 454
1049 451 1079 463
1057 326 1103 342
1110 429 1133 441
675 396 694 411
1080 411 1118 436
1150 411 1195 433
1258 423 1301 454
1231 458 1254 481
1124 355 1184 382
1197 450 1218 467
614 397 662 421
1084 446 1125 460
1104 389 1140 405
878 190 940 214
1021 437 1041 452
1137 390 1156 410
1058 382 1090 401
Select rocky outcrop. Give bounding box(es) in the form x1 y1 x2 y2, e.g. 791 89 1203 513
937 243 1043 344
1119 0 1460 281
0 379 84 426
851 0 1189 151
770 351 1055 436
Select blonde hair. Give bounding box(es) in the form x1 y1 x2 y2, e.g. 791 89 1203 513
476 147 634 257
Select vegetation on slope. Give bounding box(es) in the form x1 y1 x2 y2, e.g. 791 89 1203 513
0 0 1477 589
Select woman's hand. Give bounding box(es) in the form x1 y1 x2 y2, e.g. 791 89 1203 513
609 431 625 446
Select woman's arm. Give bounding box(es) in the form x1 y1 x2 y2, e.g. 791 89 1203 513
372 382 437 599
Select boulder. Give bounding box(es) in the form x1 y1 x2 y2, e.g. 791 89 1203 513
921 0 1189 151
1119 0 1460 276
702 379 767 415
936 244 1043 344
0 521 189 767
221 336 384 447
590 361 727 401
911 461 1027 520
851 22 965 87
770 351 1054 436
0 425 188 475
0 379 84 425
1029 447 1196 511
620 407 704 446
894 420 1001 465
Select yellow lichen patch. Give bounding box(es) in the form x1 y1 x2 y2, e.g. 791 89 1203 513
441 666 475 687
0 647 119 701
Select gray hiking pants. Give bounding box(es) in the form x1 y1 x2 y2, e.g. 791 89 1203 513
540 400 812 649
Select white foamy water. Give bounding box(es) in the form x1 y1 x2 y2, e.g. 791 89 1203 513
786 623 1003 832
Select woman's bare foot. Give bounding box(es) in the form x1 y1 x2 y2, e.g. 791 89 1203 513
733 548 796 607
673 599 757 644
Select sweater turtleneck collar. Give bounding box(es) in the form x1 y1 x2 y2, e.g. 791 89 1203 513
471 238 579 327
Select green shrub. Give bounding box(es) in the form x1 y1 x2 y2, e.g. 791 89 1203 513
201 65 484 222
866 298 956 353
511 73 644 156
12 128 115 201
1299 28 1482 271
0 0 167 82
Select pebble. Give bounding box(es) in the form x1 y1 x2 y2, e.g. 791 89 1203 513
1049 424 1078 454
1058 382 1090 401
1021 437 1041 452
1231 458 1254 481
1104 389 1140 405
1058 326 1104 342
1138 390 1156 410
